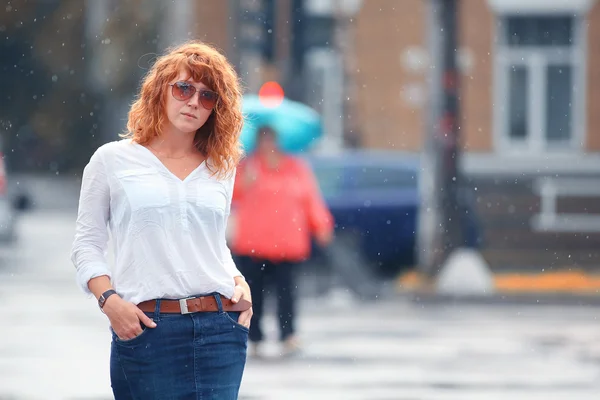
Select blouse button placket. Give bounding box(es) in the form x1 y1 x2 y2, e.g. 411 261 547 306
178 184 189 231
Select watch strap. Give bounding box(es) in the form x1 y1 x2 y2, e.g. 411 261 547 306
98 289 118 309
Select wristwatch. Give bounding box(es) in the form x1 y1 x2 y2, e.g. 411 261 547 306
98 289 119 310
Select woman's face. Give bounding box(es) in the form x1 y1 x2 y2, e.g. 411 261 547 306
164 69 215 135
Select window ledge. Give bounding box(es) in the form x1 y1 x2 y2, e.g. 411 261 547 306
462 152 600 176
487 0 595 14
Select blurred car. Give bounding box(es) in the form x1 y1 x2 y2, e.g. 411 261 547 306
304 150 482 278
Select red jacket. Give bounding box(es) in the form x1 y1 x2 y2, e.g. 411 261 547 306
230 154 333 262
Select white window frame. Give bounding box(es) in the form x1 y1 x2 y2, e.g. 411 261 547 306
492 12 588 156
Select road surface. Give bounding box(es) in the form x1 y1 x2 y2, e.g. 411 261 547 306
0 210 598 399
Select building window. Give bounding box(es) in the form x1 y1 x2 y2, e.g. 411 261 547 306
495 15 584 153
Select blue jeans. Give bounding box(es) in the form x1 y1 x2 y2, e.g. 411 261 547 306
110 294 248 399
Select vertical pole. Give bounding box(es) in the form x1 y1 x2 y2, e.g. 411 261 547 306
419 0 463 277
438 0 464 264
418 0 443 277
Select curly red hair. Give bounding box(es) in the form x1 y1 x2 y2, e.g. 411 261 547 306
122 40 244 179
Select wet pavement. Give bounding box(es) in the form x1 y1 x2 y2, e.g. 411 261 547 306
0 210 599 399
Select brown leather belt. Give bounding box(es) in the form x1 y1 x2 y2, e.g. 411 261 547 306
137 295 252 314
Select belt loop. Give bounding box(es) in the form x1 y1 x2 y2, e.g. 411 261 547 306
153 299 161 321
213 293 224 313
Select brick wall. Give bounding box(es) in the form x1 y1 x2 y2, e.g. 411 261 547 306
459 0 494 152
193 1 230 55
587 2 600 151
354 0 426 151
352 0 496 153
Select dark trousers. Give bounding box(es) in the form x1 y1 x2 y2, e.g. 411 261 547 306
236 255 296 343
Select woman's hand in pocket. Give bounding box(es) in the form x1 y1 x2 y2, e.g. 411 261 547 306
103 296 157 340
231 279 253 329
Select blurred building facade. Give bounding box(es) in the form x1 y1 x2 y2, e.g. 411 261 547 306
195 1 600 159
351 0 600 162
199 0 600 271
2 0 598 271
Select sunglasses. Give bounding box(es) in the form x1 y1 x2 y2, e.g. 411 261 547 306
169 81 219 110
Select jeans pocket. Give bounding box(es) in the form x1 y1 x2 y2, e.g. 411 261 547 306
221 311 250 333
112 323 151 345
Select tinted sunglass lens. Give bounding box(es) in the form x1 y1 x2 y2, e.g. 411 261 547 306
173 82 195 100
199 91 217 109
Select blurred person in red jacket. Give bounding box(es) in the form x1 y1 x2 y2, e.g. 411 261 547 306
230 125 334 357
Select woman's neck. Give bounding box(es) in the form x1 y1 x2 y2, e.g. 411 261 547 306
150 126 197 156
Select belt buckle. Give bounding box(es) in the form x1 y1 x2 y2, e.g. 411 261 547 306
179 297 195 314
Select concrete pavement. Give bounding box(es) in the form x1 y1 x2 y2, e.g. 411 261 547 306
0 210 599 399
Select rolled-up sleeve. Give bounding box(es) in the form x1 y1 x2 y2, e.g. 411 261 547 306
221 170 243 279
71 147 112 295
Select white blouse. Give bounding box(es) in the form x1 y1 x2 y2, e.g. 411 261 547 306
71 139 242 305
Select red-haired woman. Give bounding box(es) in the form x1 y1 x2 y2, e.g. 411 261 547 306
71 41 252 399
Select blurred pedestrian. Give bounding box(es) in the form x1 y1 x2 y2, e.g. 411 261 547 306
230 125 334 357
71 40 252 399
